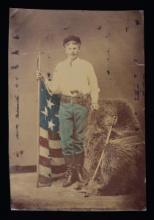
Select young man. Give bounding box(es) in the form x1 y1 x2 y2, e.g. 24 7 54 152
36 35 100 187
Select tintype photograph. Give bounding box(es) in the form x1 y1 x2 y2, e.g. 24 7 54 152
9 9 146 211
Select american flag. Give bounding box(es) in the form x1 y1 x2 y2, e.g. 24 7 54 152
37 80 65 187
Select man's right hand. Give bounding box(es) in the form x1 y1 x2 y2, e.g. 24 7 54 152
36 71 44 80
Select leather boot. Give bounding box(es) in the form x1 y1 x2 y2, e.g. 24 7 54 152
63 155 76 187
75 152 89 183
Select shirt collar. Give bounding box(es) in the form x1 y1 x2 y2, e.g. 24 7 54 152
66 57 80 65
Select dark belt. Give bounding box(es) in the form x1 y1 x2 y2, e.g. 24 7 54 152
61 94 90 107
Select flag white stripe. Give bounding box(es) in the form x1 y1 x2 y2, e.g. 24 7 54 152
40 127 48 139
39 165 51 178
49 140 61 149
51 157 65 166
40 145 50 158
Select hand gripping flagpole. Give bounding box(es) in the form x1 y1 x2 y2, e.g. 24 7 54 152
36 52 41 187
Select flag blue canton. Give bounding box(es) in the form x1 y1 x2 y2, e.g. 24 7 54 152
40 80 60 133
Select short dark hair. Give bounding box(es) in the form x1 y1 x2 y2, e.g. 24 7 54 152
63 35 81 46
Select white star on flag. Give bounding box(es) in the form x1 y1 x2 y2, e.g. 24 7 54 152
48 120 55 130
41 106 48 120
47 99 55 109
55 114 59 118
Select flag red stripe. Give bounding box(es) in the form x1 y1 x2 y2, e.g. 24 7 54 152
49 148 64 158
48 131 60 140
51 165 66 174
38 174 51 184
39 136 49 148
39 155 51 168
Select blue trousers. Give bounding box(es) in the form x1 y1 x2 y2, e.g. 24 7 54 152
59 102 89 156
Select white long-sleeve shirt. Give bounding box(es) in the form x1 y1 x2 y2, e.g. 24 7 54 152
45 57 100 104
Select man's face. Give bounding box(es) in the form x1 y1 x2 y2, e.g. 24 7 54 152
64 41 80 60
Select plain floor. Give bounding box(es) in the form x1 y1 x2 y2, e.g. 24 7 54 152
10 172 146 211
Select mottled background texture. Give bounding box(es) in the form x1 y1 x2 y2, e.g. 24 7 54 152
9 9 144 171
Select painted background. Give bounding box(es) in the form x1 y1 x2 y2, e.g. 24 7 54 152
9 9 144 167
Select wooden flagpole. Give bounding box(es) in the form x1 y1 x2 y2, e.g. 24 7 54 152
36 52 41 187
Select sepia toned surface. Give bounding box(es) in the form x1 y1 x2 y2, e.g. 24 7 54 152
9 9 145 210
11 173 145 211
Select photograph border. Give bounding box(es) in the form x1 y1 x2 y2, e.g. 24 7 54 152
0 0 153 220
